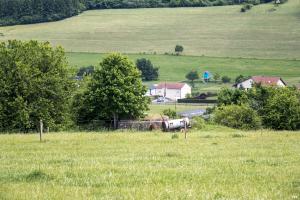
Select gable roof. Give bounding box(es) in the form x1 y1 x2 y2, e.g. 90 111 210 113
155 82 186 90
251 76 286 86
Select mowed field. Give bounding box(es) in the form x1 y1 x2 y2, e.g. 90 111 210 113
0 0 300 59
0 130 299 199
67 52 300 85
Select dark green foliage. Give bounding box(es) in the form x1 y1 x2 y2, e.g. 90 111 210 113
175 45 184 55
0 40 73 132
0 0 86 26
186 70 199 87
218 88 248 106
136 58 159 81
241 3 253 12
74 53 149 128
216 85 300 130
235 75 250 84
163 109 177 119
214 104 262 130
221 76 231 83
77 65 94 77
262 87 300 130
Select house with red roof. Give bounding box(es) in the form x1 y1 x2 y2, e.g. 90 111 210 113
146 82 191 100
234 76 286 90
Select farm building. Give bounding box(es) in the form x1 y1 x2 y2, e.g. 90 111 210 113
146 82 191 100
234 76 286 90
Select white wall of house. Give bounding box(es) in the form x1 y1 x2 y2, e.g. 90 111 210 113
180 84 192 99
154 84 191 100
277 80 286 87
237 79 254 89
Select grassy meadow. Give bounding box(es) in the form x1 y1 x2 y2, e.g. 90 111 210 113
67 52 300 86
0 0 299 59
0 129 299 199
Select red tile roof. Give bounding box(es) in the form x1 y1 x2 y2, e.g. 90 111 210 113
155 82 186 89
251 76 285 86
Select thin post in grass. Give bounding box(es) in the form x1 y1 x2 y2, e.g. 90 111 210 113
39 119 43 142
184 120 187 139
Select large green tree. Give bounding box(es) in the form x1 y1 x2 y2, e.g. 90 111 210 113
136 58 159 81
76 53 149 129
0 40 73 132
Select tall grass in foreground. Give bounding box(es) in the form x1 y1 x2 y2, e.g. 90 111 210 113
0 129 299 199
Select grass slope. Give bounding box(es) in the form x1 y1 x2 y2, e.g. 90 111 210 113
0 0 299 59
0 130 299 199
67 52 300 85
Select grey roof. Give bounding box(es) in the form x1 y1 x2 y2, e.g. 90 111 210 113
178 109 206 118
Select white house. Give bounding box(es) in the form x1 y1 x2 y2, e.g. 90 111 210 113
234 76 286 90
147 82 191 100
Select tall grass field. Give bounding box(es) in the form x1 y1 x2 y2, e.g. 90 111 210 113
0 129 299 199
0 0 299 59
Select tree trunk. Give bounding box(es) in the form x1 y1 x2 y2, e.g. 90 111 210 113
113 112 118 129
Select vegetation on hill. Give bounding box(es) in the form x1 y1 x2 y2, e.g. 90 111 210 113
0 0 277 26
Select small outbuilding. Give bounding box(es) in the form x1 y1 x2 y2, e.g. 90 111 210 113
147 82 191 100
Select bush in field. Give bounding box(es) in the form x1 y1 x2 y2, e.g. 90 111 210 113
213 104 261 130
262 87 300 130
163 109 177 119
175 45 184 55
241 4 253 12
213 73 221 82
192 117 206 130
221 76 231 83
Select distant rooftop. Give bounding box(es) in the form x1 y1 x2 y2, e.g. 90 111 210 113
155 82 187 90
252 76 284 85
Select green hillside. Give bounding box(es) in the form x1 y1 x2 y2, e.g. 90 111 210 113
67 52 300 85
0 0 299 59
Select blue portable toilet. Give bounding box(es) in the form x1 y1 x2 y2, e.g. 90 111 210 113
203 71 210 82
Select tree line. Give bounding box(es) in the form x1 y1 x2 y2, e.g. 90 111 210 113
0 40 149 132
0 0 274 26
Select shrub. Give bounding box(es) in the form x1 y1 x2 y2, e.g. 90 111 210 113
175 45 184 55
241 4 253 12
192 117 206 130
213 104 261 130
262 87 300 130
221 76 231 83
163 109 177 119
171 133 179 139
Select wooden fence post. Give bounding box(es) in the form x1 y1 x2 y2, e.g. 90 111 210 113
184 120 187 139
39 119 43 142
